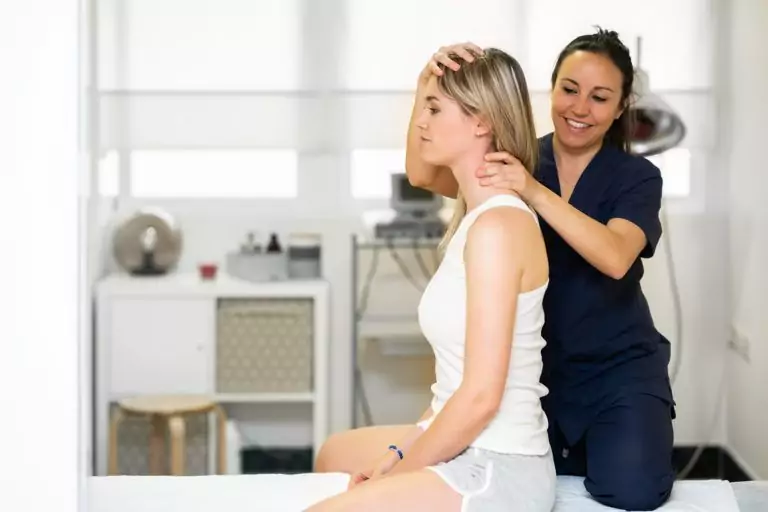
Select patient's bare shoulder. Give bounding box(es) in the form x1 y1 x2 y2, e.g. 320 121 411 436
464 204 547 289
467 205 539 249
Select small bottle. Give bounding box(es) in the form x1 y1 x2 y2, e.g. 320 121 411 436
241 231 262 254
266 233 282 253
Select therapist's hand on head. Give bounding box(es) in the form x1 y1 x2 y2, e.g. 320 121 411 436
477 153 545 207
418 42 485 87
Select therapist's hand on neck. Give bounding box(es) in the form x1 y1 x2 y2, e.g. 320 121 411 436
476 152 546 207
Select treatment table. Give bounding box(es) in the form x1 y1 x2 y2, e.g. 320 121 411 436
89 473 768 511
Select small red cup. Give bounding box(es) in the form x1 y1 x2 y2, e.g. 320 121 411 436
199 262 218 280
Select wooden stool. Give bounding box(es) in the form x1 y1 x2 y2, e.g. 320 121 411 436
108 395 227 475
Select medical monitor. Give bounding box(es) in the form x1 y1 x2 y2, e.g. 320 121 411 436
390 173 442 218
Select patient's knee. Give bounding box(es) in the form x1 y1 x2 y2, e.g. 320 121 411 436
314 433 347 473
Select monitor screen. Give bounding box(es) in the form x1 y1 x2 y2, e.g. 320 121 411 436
390 173 442 216
397 175 435 201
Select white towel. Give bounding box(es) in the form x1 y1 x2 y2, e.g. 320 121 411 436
89 473 742 512
554 475 741 512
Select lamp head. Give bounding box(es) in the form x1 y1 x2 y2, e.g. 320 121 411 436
629 68 687 157
629 38 687 157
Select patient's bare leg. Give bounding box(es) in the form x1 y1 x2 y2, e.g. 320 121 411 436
306 469 461 512
314 425 413 473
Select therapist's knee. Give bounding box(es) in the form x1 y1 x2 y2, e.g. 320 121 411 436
586 473 673 511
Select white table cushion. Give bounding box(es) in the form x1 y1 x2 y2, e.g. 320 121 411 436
89 473 743 511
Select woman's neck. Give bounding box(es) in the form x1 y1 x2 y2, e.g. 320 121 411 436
552 135 603 179
451 155 510 212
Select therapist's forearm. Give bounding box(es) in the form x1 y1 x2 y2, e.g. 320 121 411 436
386 389 497 475
528 185 633 279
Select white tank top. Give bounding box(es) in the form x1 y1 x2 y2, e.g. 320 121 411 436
417 193 550 455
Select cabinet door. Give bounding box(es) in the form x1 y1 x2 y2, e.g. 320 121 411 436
108 298 214 396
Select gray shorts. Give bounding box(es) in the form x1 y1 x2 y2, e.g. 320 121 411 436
427 446 556 512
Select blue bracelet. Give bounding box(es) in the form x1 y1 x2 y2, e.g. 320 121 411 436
388 444 404 460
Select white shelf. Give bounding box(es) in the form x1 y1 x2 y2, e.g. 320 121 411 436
109 392 316 404
97 272 329 299
376 338 431 357
216 393 315 404
94 273 330 476
358 316 423 339
358 317 431 357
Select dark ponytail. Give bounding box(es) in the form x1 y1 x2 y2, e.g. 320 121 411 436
550 27 635 153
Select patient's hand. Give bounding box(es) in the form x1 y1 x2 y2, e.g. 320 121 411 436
347 470 371 490
348 450 399 490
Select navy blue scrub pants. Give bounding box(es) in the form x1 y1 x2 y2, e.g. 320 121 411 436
550 392 676 511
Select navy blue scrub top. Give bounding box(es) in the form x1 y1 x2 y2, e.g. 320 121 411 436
535 133 675 444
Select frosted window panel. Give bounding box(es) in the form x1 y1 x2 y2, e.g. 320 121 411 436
351 149 407 198
102 0 300 90
343 0 521 90
97 0 120 90
99 151 119 197
648 148 691 198
524 0 712 91
130 150 298 198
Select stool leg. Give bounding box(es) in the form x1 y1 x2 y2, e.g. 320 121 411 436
108 408 124 475
168 415 186 475
149 415 166 475
214 405 228 474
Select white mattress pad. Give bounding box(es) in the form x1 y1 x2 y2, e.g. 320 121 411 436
88 473 743 511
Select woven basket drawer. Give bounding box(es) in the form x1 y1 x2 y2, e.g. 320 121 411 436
110 403 209 475
216 298 314 393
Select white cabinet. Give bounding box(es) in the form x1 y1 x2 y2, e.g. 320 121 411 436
94 273 330 476
109 298 214 396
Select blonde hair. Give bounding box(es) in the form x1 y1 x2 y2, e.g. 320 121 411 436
436 48 539 253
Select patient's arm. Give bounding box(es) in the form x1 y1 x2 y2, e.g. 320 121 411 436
384 406 434 456
384 207 531 475
416 405 435 427
357 406 435 483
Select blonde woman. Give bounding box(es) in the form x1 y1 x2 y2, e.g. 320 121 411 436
308 46 555 512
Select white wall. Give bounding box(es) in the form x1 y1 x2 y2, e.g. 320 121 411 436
0 0 83 510
724 0 768 480
644 213 730 447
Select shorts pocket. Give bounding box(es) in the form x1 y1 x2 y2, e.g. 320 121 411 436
430 450 494 497
462 452 494 497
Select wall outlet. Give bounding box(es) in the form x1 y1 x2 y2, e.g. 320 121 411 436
728 325 751 363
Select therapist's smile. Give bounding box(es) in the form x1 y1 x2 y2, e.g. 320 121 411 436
564 118 593 131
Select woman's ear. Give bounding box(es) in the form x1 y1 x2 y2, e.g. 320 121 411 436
474 117 492 137
615 100 627 120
